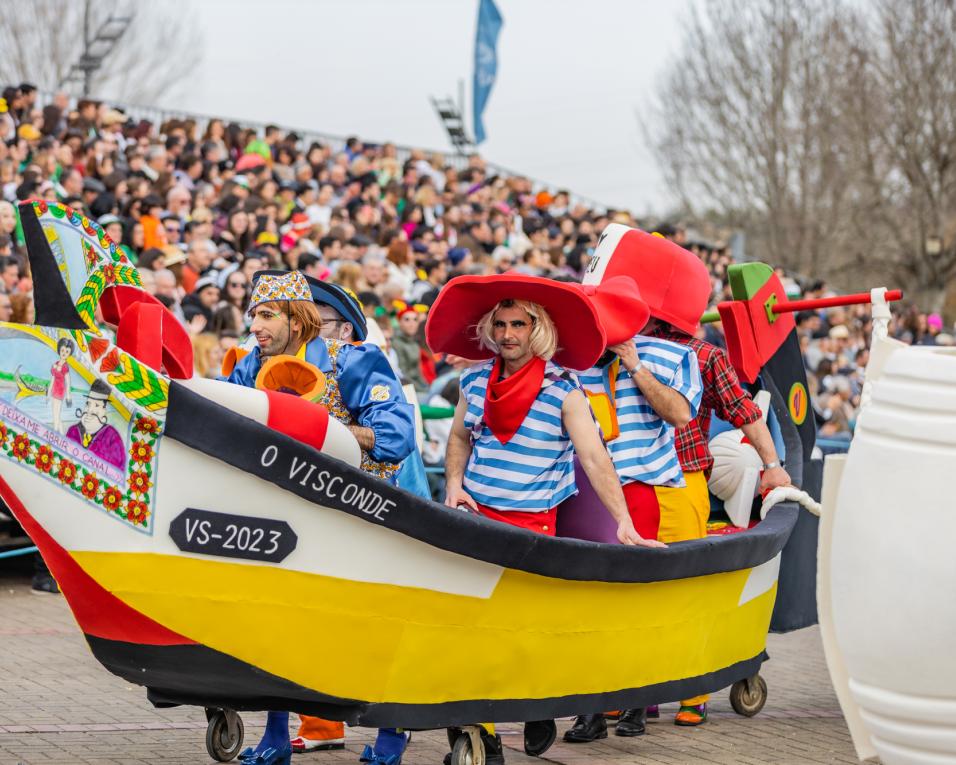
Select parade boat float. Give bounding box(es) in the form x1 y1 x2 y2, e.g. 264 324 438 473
1 202 827 760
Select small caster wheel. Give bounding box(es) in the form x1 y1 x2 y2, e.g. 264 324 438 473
451 733 479 765
730 673 768 717
205 708 244 761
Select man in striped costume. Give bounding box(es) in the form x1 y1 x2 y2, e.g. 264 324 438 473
563 227 708 743
429 274 664 765
564 317 704 743
444 301 657 546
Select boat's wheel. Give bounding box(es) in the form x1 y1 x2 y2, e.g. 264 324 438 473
204 708 245 762
729 673 768 717
449 726 486 765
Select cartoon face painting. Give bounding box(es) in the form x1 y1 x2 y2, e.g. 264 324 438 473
65 379 126 470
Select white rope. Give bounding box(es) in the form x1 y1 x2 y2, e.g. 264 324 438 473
760 485 822 519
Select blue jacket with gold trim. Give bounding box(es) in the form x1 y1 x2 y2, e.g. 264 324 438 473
223 338 416 466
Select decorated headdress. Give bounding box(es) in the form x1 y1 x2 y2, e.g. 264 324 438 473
248 270 312 311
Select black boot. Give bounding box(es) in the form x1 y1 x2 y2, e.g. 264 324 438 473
615 708 647 737
482 729 505 765
524 719 556 757
562 714 607 743
31 554 59 595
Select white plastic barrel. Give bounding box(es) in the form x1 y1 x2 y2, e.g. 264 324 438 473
831 346 956 764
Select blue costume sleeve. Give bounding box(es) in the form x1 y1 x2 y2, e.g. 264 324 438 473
335 343 416 464
668 346 703 420
218 348 262 388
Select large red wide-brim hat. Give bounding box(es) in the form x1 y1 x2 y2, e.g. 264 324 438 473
425 273 606 371
580 275 651 346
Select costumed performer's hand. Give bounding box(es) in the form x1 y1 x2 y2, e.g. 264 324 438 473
760 465 792 495
617 519 667 548
608 341 639 373
444 484 478 513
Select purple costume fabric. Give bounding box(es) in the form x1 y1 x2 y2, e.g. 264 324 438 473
66 424 126 470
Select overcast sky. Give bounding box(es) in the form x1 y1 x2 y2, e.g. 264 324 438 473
168 0 691 214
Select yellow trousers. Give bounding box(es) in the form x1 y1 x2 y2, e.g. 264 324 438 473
654 470 710 707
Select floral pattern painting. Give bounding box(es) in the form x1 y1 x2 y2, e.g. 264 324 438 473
0 325 165 533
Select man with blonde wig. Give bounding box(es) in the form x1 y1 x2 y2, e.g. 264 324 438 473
426 274 666 764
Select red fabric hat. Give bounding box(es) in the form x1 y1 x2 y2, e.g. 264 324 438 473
425 274 606 370
579 275 650 346
584 224 711 336
235 153 266 172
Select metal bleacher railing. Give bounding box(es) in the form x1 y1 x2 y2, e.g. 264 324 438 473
39 90 611 212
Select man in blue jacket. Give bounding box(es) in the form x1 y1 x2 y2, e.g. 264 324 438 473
223 270 415 765
225 270 415 481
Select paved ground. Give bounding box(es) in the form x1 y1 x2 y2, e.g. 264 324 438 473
0 572 862 765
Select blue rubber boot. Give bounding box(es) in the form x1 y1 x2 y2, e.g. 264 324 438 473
360 728 408 765
239 711 292 764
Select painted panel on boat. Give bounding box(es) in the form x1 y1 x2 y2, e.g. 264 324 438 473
0 324 164 533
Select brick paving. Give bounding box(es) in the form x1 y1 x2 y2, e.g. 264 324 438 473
0 574 861 764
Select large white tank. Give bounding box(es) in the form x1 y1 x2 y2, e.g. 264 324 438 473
828 345 956 764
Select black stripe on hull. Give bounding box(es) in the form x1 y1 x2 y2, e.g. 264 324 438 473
166 382 798 584
87 635 766 728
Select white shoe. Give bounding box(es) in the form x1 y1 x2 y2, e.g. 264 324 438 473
291 735 345 753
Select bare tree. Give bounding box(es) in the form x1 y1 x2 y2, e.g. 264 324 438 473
650 0 956 305
841 0 956 309
651 0 859 274
0 0 203 104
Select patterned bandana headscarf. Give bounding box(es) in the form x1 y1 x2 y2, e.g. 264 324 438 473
248 270 312 311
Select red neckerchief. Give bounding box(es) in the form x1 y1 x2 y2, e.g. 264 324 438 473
483 355 547 444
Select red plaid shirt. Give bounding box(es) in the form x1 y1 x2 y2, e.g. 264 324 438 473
649 327 762 475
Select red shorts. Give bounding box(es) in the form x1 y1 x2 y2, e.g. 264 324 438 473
475 503 558 536
622 480 661 540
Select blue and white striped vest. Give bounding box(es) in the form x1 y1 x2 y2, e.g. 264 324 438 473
578 335 702 488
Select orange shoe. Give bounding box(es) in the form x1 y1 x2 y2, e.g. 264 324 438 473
674 704 707 726
292 716 345 752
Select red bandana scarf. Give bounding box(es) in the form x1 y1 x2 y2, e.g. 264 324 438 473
483 355 547 444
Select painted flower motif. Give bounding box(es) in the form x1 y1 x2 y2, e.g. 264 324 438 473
135 417 160 435
11 434 31 461
102 263 115 283
102 486 123 512
80 473 99 499
129 471 152 495
35 445 55 474
125 499 149 526
130 441 154 464
57 459 77 485
0 422 7 447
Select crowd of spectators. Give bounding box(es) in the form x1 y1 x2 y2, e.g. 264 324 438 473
0 83 950 449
